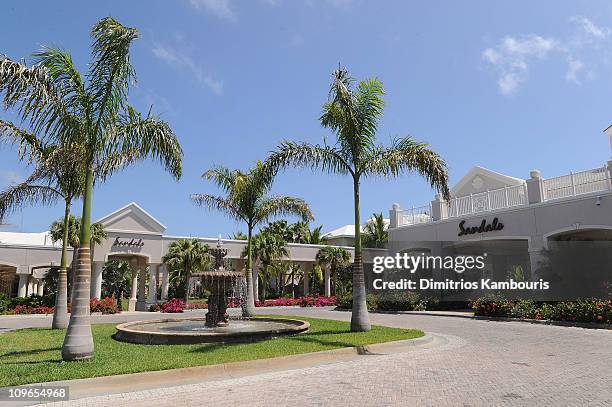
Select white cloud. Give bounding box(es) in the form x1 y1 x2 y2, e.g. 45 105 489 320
189 0 235 21
570 16 610 39
152 44 224 95
565 57 585 83
482 16 612 95
482 35 557 95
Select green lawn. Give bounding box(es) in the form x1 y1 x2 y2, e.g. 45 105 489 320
0 316 423 386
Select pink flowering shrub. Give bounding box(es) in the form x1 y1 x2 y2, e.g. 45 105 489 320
186 302 208 310
254 296 336 308
161 298 185 313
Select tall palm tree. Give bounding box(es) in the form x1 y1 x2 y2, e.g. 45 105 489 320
0 17 183 360
316 245 351 295
248 229 288 299
162 239 209 304
191 161 313 316
0 134 85 329
363 212 388 249
267 68 449 331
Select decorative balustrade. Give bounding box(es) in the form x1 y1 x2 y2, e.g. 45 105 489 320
543 166 610 201
398 204 432 226
395 165 612 227
448 184 527 218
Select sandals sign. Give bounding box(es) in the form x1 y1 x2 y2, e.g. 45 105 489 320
458 217 504 236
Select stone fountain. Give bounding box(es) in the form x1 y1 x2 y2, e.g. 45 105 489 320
114 238 309 345
195 236 244 327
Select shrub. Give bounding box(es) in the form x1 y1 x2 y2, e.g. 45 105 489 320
298 296 336 307
471 296 612 324
0 294 10 313
376 292 423 311
186 302 207 310
335 292 378 310
148 304 161 312
161 298 185 313
90 297 120 315
12 304 54 314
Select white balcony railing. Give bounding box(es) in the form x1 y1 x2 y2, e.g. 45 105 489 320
448 184 527 218
399 204 433 226
395 165 612 228
543 166 611 201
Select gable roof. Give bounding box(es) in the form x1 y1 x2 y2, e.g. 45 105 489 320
450 166 524 197
95 202 166 235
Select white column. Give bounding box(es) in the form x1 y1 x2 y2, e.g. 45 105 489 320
324 267 331 297
147 265 158 307
303 265 310 296
37 281 44 296
136 265 147 311
528 237 546 280
252 267 259 302
129 269 138 312
17 274 28 297
90 262 103 299
160 264 169 301
27 278 35 296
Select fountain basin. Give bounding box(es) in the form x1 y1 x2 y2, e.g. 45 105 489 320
114 317 310 345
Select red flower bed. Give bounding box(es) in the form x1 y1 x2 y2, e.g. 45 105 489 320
255 296 336 308
161 298 185 313
186 302 207 310
13 305 54 314
90 297 120 314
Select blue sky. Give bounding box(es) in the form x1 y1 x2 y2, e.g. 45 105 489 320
1 0 612 236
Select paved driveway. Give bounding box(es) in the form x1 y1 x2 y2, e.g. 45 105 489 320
11 308 612 406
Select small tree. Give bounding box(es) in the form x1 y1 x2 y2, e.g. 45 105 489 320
317 245 351 295
363 212 388 249
162 239 209 304
102 260 132 309
191 161 313 316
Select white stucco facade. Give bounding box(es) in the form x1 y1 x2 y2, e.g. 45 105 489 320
0 202 385 306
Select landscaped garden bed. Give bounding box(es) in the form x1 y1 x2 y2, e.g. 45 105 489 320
471 294 612 324
0 294 120 315
0 316 423 387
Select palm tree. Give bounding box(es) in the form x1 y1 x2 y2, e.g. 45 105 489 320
191 161 313 316
162 239 209 304
0 17 183 360
230 231 247 240
363 212 388 249
101 260 132 309
316 245 351 295
49 215 107 302
306 225 327 245
0 134 85 329
267 68 450 331
248 229 288 299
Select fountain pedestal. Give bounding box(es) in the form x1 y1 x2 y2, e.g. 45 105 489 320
205 292 229 327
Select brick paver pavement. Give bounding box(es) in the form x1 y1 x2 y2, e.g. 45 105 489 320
36 308 612 407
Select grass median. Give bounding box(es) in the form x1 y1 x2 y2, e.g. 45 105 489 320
0 315 423 386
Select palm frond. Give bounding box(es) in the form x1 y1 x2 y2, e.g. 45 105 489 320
0 120 45 162
88 17 138 141
255 196 314 225
0 56 80 143
364 137 450 200
101 106 183 180
267 141 352 176
191 193 244 223
0 183 61 221
202 166 237 194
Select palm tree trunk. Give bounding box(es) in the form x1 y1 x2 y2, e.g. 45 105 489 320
62 167 94 361
351 177 371 332
243 224 256 316
184 266 190 305
52 200 71 329
261 269 266 300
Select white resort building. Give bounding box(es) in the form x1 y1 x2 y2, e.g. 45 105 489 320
0 203 385 308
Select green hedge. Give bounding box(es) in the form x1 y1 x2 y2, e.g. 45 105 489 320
471 294 612 324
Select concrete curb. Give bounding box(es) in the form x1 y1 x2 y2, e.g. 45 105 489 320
335 307 612 330
6 333 434 404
